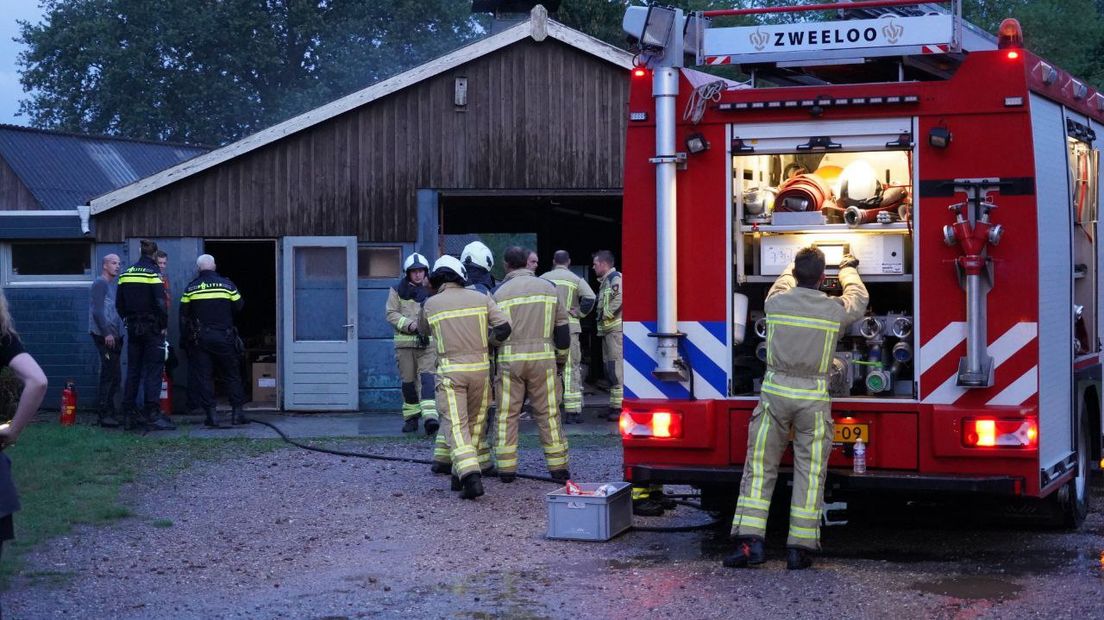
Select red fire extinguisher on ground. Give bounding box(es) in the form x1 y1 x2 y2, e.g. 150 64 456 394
60 380 77 426
160 369 172 416
160 337 172 414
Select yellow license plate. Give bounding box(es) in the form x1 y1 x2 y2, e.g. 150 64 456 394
834 423 869 444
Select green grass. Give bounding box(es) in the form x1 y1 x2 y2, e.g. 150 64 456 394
0 423 283 589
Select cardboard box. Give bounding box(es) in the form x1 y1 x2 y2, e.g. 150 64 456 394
252 362 277 403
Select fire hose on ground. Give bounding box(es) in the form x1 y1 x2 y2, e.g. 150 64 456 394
248 417 722 534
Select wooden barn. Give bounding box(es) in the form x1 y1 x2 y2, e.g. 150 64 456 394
88 6 633 412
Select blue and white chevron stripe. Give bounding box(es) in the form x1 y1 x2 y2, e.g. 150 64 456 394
623 321 729 400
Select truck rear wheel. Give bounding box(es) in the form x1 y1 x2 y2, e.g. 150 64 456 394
1047 410 1091 529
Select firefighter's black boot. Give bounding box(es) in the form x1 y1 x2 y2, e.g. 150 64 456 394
430 462 451 475
606 406 620 422
632 499 665 517
498 473 516 484
480 465 498 478
568 411 583 424
786 547 813 570
460 473 484 500
205 407 230 429
401 415 420 433
652 488 677 510
231 406 249 425
550 469 570 482
723 538 766 568
148 407 176 431
424 417 439 436
450 475 462 491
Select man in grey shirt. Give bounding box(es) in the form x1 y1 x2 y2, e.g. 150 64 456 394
90 253 124 427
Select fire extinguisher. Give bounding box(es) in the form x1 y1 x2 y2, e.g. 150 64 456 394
159 339 172 416
160 369 173 416
60 380 77 426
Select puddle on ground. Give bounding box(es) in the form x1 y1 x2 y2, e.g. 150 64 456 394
911 576 1023 601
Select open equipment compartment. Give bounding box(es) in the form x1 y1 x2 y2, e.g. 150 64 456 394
730 118 916 400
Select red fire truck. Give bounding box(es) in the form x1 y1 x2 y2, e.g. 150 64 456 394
619 1 1099 526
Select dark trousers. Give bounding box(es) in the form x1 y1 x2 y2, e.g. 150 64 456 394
123 326 165 413
188 333 245 409
92 334 122 415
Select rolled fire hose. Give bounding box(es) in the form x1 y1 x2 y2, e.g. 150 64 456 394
774 173 833 212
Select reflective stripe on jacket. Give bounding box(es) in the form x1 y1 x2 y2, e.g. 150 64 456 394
115 255 168 325
596 269 622 335
385 286 424 348
541 266 596 334
763 265 868 397
419 282 509 373
180 269 243 331
493 269 569 363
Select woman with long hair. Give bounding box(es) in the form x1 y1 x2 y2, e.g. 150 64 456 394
0 289 49 581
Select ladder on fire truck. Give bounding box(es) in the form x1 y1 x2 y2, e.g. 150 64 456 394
689 0 998 85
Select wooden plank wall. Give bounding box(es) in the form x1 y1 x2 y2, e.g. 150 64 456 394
0 156 41 210
95 39 629 242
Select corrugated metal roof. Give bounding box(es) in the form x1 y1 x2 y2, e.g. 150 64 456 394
0 124 209 211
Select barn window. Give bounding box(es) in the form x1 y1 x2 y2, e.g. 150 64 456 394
4 240 94 284
358 246 402 279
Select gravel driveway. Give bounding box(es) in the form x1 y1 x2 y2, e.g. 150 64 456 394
4 435 1104 619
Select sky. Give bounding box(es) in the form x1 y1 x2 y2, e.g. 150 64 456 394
1 0 46 126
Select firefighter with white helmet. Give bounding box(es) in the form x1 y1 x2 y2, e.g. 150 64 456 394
461 241 496 294
726 246 868 570
493 246 572 482
385 252 438 435
458 239 500 472
418 255 511 499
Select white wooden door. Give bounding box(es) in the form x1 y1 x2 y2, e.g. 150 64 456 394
281 237 358 411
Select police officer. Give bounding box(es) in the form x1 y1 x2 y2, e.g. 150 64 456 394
541 250 595 424
180 254 247 429
385 253 439 435
116 239 175 431
726 247 867 570
418 256 511 500
493 247 572 482
592 250 622 422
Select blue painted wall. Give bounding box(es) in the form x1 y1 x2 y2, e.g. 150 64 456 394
1 242 128 409
3 286 98 408
358 191 441 412
358 242 414 412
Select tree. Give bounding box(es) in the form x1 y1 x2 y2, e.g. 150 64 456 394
17 0 487 144
964 0 1104 87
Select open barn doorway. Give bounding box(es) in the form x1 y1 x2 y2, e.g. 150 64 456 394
202 239 278 409
440 192 622 406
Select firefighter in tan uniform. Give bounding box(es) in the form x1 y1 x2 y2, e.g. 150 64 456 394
493 247 573 482
385 253 439 435
592 250 622 422
419 256 511 500
726 247 868 570
541 250 596 425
